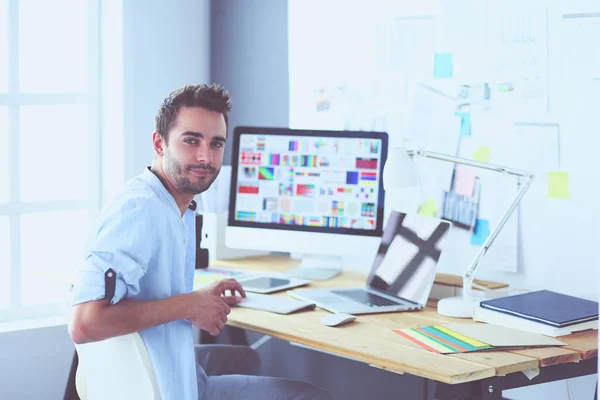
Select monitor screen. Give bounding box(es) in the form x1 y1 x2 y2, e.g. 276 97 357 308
228 126 388 237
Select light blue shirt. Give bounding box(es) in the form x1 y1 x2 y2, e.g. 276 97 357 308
71 168 206 400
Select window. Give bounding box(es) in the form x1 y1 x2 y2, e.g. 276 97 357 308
0 0 122 322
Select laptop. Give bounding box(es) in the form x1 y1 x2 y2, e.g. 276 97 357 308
288 211 452 315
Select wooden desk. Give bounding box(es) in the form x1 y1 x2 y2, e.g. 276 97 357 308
212 255 598 400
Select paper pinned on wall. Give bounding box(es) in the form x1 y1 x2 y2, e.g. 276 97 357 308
548 172 570 199
470 219 490 245
557 12 600 115
412 84 461 196
455 112 472 137
462 113 513 165
442 190 478 230
483 212 519 272
513 123 560 174
473 145 491 163
433 53 453 78
487 0 549 115
391 15 437 76
453 167 477 196
418 198 438 217
476 172 519 272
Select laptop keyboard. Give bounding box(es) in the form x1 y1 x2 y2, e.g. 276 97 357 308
333 289 402 307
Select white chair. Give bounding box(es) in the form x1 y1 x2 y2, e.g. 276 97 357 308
75 332 162 400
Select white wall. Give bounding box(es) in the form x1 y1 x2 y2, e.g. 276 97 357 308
0 1 211 398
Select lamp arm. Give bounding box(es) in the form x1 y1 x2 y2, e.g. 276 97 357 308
462 177 532 298
407 148 534 298
410 149 532 178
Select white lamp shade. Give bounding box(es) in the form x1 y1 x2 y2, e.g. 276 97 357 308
383 147 419 191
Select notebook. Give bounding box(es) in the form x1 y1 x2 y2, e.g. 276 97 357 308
473 306 598 337
480 290 599 328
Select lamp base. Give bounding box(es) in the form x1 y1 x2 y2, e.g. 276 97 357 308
437 296 479 318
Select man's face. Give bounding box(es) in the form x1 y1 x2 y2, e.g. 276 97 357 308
161 106 226 194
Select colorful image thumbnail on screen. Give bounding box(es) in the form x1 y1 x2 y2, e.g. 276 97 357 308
234 134 383 231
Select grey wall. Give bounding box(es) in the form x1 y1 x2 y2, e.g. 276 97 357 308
0 325 74 399
210 0 289 165
123 0 211 180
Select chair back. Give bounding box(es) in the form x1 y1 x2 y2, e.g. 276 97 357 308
75 332 161 400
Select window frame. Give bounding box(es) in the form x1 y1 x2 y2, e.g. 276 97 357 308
0 0 102 322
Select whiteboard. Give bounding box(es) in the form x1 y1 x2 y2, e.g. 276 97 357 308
288 0 600 301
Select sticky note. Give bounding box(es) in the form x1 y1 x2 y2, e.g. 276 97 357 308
418 198 438 217
454 167 477 197
470 219 490 245
434 53 453 78
454 112 471 137
548 172 570 199
473 146 491 163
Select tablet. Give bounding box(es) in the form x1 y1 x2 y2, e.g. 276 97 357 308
237 275 311 294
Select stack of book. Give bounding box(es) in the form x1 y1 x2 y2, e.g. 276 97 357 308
473 290 598 337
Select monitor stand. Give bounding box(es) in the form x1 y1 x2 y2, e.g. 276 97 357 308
285 255 343 280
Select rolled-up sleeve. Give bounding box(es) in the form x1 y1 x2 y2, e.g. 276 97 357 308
71 199 157 306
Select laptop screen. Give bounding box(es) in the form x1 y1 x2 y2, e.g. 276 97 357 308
367 211 451 306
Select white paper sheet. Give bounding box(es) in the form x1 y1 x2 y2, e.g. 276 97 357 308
477 171 519 273
556 12 600 116
512 123 560 173
486 0 549 116
444 323 566 347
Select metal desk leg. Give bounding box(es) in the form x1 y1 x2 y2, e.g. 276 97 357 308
477 378 503 400
432 378 504 400
423 378 430 400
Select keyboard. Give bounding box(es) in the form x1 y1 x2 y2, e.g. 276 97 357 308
237 293 315 314
333 289 404 307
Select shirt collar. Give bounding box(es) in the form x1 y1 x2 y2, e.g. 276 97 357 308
141 167 197 215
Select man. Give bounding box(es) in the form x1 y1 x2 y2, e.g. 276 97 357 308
69 84 331 400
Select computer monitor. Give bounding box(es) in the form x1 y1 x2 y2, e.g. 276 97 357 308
225 126 388 279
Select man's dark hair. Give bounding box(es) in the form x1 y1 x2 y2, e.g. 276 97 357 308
155 83 233 143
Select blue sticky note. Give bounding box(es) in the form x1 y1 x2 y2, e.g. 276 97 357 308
434 53 453 78
470 219 490 245
455 112 471 137
471 219 490 246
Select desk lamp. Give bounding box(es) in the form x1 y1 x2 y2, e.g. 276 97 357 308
383 147 534 318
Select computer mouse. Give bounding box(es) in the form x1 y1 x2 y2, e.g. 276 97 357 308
320 313 357 327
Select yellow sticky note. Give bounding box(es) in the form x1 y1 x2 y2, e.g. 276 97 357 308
418 198 438 217
473 146 491 163
548 172 569 199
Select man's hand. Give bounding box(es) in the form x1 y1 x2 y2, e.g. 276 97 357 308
186 279 247 336
206 278 246 305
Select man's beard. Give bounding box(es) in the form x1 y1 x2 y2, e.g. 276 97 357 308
164 157 219 194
